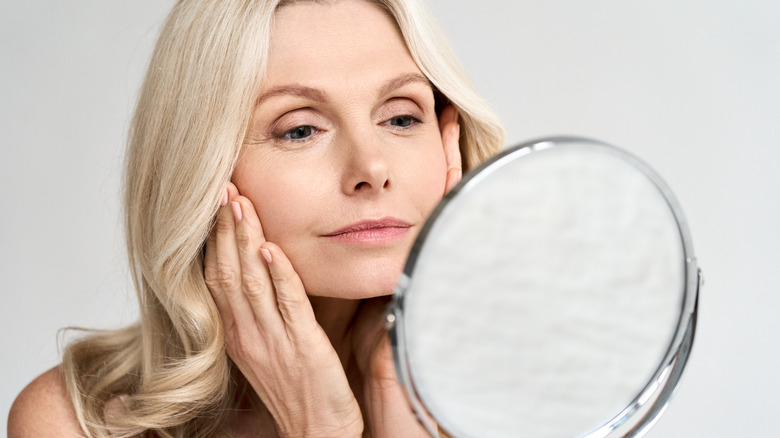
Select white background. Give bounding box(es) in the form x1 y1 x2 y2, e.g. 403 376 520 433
2 1 778 436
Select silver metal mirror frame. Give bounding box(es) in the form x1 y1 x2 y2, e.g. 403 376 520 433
386 137 700 438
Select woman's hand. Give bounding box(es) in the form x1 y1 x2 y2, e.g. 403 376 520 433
204 183 363 438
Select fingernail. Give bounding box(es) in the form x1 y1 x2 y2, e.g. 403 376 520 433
231 201 243 222
260 247 272 264
221 188 228 206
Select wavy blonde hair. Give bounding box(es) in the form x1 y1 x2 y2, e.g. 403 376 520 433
61 0 504 436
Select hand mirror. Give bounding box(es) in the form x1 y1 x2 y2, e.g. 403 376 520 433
387 137 700 438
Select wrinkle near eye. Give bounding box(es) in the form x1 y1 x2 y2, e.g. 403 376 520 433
377 97 428 124
267 108 327 142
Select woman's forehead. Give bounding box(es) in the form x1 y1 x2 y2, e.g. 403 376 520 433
263 0 423 95
270 0 403 54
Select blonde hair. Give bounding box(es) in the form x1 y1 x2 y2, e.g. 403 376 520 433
61 0 504 436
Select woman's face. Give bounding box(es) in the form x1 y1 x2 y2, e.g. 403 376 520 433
233 0 452 298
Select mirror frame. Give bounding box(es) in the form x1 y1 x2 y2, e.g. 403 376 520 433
386 137 701 438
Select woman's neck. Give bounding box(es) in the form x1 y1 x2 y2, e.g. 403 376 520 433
309 296 362 367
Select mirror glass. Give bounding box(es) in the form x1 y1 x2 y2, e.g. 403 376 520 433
388 137 699 438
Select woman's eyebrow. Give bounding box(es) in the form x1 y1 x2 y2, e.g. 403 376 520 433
379 72 433 97
256 85 327 104
255 73 431 105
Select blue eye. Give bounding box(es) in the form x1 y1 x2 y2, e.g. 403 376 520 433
283 125 314 140
387 115 420 128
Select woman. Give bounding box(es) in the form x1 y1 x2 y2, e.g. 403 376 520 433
9 0 504 436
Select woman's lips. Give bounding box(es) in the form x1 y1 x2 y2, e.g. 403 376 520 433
323 217 412 243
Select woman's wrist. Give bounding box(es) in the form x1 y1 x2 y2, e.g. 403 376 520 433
362 377 431 438
275 414 364 438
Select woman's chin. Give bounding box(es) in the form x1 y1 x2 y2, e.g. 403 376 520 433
300 261 405 300
305 277 401 299
296 251 406 299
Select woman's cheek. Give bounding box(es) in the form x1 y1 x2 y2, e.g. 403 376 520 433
255 173 322 244
418 144 449 207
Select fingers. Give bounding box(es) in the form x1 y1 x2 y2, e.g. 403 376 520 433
438 105 462 194
225 181 239 202
203 184 366 434
231 196 285 331
260 242 318 338
205 182 313 342
207 188 258 332
204 187 234 328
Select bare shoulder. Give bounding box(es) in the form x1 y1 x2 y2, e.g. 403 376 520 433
8 366 84 437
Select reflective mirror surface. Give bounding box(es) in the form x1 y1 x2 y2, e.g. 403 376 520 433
389 138 699 438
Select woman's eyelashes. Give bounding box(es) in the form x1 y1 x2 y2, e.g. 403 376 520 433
379 96 427 131
383 114 422 129
279 125 318 141
272 114 422 143
266 99 426 144
268 108 324 143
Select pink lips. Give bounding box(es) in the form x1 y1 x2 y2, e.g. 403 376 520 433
323 217 412 243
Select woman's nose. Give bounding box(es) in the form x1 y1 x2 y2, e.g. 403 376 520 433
339 130 391 196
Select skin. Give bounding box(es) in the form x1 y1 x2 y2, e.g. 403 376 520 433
207 2 462 436
236 0 453 300
8 1 461 436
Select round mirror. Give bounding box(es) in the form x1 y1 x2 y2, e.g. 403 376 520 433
388 137 700 438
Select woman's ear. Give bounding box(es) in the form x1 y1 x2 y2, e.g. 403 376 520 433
438 105 462 194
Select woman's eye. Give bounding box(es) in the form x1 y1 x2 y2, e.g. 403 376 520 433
386 115 420 128
282 125 315 140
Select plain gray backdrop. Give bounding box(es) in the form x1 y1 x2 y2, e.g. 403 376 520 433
2 1 778 436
